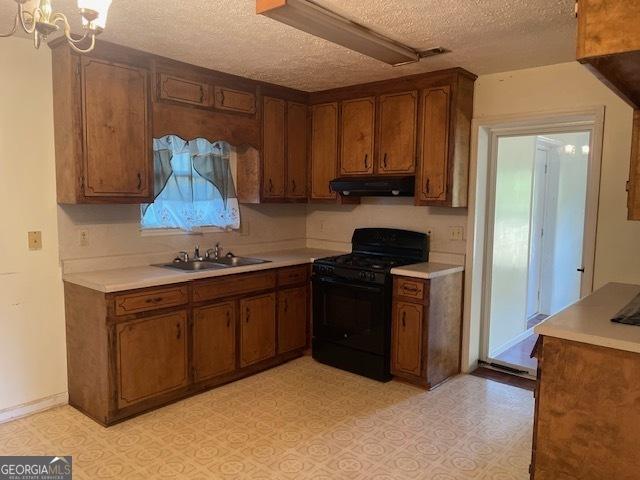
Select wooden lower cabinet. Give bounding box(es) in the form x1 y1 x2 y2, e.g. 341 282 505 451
240 293 277 367
116 311 189 409
391 301 423 376
193 301 236 382
278 285 308 354
390 273 463 389
64 265 309 426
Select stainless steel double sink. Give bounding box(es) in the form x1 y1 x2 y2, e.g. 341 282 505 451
157 256 270 272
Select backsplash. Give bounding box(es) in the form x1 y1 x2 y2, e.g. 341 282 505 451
58 203 308 273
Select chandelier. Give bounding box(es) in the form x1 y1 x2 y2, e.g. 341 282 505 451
1 0 112 53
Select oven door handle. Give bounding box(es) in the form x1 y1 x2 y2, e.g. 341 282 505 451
313 276 383 293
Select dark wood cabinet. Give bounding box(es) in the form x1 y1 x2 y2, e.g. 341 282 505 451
116 311 189 409
193 302 236 382
390 273 463 389
340 97 375 175
262 96 287 199
286 101 308 199
240 293 277 367
278 285 308 354
311 102 339 200
628 111 640 220
51 44 153 204
214 86 256 114
158 73 213 107
378 91 418 174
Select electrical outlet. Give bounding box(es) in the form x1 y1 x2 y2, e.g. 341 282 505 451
28 231 42 251
79 229 90 247
449 226 464 241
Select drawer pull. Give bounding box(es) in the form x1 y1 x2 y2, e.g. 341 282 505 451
402 311 406 327
226 310 231 327
402 285 419 293
176 323 181 340
383 153 388 169
246 307 250 323
145 297 164 304
364 153 369 170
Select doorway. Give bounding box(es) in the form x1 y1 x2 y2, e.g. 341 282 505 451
482 129 595 376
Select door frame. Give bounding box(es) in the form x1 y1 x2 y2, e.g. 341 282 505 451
462 107 604 374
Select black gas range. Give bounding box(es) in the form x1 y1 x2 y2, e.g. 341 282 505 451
312 228 429 381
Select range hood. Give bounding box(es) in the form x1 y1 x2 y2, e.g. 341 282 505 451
329 176 415 197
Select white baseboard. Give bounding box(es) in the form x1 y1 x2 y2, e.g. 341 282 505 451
490 327 534 358
0 392 68 424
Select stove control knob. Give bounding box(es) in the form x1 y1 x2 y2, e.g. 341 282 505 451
368 272 375 281
359 272 366 280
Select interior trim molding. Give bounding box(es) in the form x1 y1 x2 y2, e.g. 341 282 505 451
0 392 69 424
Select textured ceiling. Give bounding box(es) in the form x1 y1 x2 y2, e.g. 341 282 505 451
1 0 577 91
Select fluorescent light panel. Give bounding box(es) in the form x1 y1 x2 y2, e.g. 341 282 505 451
257 0 439 66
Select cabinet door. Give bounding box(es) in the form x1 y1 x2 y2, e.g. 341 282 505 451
116 311 188 409
81 58 151 200
193 302 236 382
391 302 424 377
628 110 640 220
286 101 308 199
340 97 375 175
311 103 338 200
417 86 451 203
214 86 256 114
378 91 417 174
262 96 286 199
278 286 308 354
240 293 276 367
158 73 213 107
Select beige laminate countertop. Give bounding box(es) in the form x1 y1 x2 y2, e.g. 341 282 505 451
390 262 464 279
535 282 640 354
62 248 343 293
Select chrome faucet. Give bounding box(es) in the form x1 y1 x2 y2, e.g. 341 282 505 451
176 251 189 263
194 245 203 261
206 243 222 260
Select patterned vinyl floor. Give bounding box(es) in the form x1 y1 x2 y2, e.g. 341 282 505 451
0 357 534 479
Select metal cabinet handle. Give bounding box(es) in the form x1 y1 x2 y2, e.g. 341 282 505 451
402 311 406 328
425 178 430 194
269 178 274 192
291 179 296 192
383 153 388 169
176 323 181 340
403 285 419 293
226 310 231 327
577 267 585 273
145 296 164 304
364 153 369 170
137 172 142 191
246 307 250 323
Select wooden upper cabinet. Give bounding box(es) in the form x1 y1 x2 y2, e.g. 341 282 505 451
417 86 450 203
278 286 308 354
116 311 189 409
577 0 640 59
286 101 308 199
262 96 286 199
340 97 375 175
81 58 152 202
214 86 256 114
240 293 276 368
628 110 640 220
378 91 417 174
158 73 213 107
391 301 424 377
311 102 339 200
193 302 236 382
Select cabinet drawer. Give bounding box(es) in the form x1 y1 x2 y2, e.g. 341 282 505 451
158 73 213 107
277 265 309 287
193 271 276 303
114 286 189 316
394 277 425 301
214 86 256 114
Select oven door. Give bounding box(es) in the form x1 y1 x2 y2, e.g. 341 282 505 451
312 275 390 355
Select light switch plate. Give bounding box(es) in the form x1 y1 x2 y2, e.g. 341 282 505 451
449 226 464 241
28 231 42 250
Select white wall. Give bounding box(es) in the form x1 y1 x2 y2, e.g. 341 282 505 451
306 198 468 256
0 38 67 413
465 61 639 371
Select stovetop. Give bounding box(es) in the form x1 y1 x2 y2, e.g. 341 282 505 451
317 253 413 272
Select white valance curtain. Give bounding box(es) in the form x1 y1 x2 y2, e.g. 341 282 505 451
141 135 240 231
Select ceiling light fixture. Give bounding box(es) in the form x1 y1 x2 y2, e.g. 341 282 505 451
0 0 111 53
256 0 446 66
